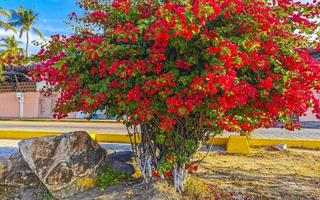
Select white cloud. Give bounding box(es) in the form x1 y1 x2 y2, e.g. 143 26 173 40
0 29 50 55
38 24 67 34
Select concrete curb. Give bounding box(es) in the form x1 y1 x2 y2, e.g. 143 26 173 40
0 130 319 150
249 138 320 149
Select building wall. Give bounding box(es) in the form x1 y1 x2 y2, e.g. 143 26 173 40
38 93 59 118
0 92 40 118
0 92 76 119
0 90 318 121
299 91 320 122
299 109 319 121
24 92 41 118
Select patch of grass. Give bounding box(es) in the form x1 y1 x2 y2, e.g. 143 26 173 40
184 177 234 200
76 177 96 191
153 180 180 198
97 165 129 190
184 177 210 199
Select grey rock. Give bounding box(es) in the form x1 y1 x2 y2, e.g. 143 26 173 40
106 151 135 176
0 152 40 187
276 144 287 151
18 131 107 199
0 186 24 200
0 156 8 169
0 156 9 182
108 151 134 162
107 159 135 176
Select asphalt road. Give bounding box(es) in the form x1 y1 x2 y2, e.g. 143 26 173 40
0 121 128 134
0 121 319 139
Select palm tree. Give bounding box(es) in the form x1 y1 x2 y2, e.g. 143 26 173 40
0 35 23 55
9 7 45 57
0 8 16 33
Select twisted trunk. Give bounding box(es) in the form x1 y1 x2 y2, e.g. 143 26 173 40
126 115 213 192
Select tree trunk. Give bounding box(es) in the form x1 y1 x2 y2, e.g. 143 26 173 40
26 31 29 58
127 118 211 193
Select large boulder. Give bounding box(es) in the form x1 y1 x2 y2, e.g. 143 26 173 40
18 131 107 199
0 152 40 187
0 156 8 178
107 151 134 162
106 151 135 176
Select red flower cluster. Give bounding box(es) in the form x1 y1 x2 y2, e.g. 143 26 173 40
33 0 320 170
34 0 320 130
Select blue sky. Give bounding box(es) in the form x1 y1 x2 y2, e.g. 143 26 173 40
0 0 315 54
0 0 81 36
0 0 314 35
0 0 82 53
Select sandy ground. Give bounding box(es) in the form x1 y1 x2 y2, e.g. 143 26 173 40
1 147 319 199
195 148 320 199
70 148 320 200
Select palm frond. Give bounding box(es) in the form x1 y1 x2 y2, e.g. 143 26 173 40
32 27 46 41
0 21 17 33
8 21 23 28
0 9 10 18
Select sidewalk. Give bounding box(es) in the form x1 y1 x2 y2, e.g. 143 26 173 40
0 120 127 134
223 128 320 140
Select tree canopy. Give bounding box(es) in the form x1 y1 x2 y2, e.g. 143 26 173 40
34 0 320 190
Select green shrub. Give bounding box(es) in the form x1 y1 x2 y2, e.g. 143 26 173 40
97 165 129 190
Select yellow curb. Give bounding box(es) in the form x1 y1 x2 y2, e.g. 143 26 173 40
0 131 7 139
248 138 320 149
1 130 61 140
0 130 319 150
0 130 96 141
95 133 141 143
89 133 96 141
207 137 228 145
0 118 123 124
227 136 251 154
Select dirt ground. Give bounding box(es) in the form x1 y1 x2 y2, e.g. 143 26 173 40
1 147 319 199
71 147 320 200
194 147 320 200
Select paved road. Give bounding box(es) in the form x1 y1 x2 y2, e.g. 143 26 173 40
225 128 320 140
0 121 128 134
0 121 319 139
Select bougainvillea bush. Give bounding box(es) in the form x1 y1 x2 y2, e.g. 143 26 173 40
33 0 320 191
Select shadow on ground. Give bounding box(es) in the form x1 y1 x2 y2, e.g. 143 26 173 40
0 147 18 158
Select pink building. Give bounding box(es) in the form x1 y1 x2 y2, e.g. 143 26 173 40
0 81 318 121
0 82 75 118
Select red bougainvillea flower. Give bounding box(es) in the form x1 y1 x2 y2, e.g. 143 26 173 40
32 0 320 184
